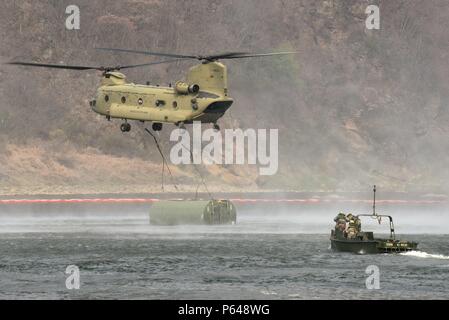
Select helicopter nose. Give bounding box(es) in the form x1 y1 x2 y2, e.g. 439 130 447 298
204 100 233 114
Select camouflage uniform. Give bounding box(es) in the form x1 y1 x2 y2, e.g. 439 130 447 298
334 213 347 232
346 214 360 239
354 216 362 233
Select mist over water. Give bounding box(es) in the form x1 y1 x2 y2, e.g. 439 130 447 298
0 203 447 234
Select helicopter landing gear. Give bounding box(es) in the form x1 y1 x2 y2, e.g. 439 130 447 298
213 123 220 131
120 122 131 132
177 122 186 130
152 122 163 131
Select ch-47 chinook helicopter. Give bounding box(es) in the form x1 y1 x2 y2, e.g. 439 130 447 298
8 49 297 132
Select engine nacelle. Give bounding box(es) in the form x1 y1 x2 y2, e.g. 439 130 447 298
175 81 200 94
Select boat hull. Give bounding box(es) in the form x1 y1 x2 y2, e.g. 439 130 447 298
330 238 380 254
330 236 418 254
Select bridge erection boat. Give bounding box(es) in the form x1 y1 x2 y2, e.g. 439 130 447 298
330 186 418 254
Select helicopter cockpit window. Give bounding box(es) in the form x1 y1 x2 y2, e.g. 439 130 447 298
121 96 126 104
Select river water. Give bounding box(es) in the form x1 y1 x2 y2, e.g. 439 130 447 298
0 203 448 299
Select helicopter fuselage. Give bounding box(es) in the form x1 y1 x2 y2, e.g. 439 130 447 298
9 50 296 132
90 61 233 128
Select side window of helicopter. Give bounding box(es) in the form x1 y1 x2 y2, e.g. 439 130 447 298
155 100 165 107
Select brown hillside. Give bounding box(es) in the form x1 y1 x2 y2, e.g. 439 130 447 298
0 0 448 195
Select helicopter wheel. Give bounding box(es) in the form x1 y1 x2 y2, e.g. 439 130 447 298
213 123 220 131
152 123 163 131
120 123 131 132
177 122 186 130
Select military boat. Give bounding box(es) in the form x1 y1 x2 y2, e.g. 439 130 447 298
330 186 418 254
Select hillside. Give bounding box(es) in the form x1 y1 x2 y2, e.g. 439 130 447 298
1 0 448 195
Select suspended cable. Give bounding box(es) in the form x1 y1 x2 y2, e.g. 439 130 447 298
179 141 213 200
144 128 179 192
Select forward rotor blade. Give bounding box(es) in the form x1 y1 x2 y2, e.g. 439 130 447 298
219 51 299 59
7 59 180 71
204 52 249 60
96 47 198 60
6 61 99 70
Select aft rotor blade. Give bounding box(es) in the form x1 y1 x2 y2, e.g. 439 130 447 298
95 48 299 61
96 47 198 60
97 48 252 61
118 59 182 69
6 61 99 70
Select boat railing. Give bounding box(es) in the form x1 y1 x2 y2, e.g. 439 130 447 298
357 214 395 240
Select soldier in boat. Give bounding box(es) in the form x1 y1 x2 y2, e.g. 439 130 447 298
333 212 348 238
346 213 361 239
